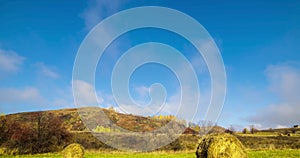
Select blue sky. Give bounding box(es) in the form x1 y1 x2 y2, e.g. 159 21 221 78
0 0 300 130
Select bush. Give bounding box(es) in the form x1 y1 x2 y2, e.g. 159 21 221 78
35 112 71 152
159 139 186 151
0 147 19 155
93 126 120 133
250 125 258 134
71 132 111 150
0 112 70 155
0 117 9 145
196 133 247 158
242 128 249 134
62 143 84 158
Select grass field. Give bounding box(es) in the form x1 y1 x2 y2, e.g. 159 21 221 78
2 149 300 158
248 149 300 158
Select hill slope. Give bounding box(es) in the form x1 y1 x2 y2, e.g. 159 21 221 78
1 107 187 133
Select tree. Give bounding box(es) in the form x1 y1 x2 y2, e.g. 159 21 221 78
242 128 249 134
225 125 236 134
9 123 36 153
0 116 9 145
188 122 200 133
108 106 115 112
229 125 236 133
34 112 71 153
1 112 71 154
250 125 258 134
197 120 214 136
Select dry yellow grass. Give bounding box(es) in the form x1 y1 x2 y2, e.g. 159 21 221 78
62 143 85 158
196 133 247 158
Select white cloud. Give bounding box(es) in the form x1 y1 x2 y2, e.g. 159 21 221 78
0 49 25 72
114 85 210 124
50 86 75 108
190 52 210 75
73 80 103 106
134 85 150 97
0 85 77 114
266 64 300 104
163 87 211 123
80 0 128 30
0 87 45 106
276 124 288 129
247 63 300 128
35 62 60 79
250 124 264 130
159 90 181 115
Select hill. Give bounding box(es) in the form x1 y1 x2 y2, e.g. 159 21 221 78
1 107 188 133
0 107 200 154
2 107 300 155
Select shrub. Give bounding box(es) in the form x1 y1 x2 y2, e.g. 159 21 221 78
0 147 19 155
242 128 249 134
159 138 186 151
0 112 70 154
93 126 120 133
0 117 9 145
196 133 247 158
250 125 258 134
62 143 84 158
35 112 71 150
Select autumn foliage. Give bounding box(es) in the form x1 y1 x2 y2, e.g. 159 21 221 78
0 112 70 155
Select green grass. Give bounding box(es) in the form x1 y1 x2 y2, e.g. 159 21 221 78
85 152 195 158
2 149 300 158
248 149 300 158
237 132 279 137
0 152 195 158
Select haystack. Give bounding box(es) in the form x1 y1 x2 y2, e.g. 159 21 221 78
196 133 247 158
62 143 85 158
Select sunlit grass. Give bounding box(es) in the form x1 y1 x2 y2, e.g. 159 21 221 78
2 149 300 158
248 149 300 158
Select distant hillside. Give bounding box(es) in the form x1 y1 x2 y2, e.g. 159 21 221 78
2 107 300 155
1 107 188 133
261 127 300 134
0 107 200 155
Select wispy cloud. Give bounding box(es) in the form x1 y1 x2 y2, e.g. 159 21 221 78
80 0 128 30
247 63 300 128
73 80 103 106
134 85 150 97
0 85 78 114
35 62 60 79
190 55 208 74
0 49 25 73
0 87 45 106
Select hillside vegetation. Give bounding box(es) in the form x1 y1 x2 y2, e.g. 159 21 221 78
1 107 185 132
1 107 300 155
0 107 193 155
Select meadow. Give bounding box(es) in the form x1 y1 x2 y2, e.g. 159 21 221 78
1 149 300 158
2 108 300 157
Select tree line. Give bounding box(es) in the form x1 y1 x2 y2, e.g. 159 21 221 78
0 112 70 155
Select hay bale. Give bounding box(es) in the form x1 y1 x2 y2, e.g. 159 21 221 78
62 143 85 158
196 133 247 158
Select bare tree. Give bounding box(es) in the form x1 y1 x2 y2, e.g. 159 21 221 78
225 125 236 134
250 125 258 134
0 116 8 144
197 120 214 136
242 128 249 134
